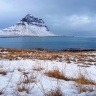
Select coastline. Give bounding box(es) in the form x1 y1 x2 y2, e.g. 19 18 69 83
0 47 96 52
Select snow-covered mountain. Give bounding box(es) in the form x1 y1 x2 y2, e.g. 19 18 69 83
0 14 55 36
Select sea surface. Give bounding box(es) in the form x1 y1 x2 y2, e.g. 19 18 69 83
0 36 96 51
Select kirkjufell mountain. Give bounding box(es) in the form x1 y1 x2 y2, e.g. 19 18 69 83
0 14 55 36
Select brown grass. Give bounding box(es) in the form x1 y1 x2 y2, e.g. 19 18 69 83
32 64 44 71
65 57 71 63
75 69 96 93
17 84 30 93
0 48 95 63
23 74 36 84
0 70 7 75
33 67 44 71
46 87 62 96
75 74 95 85
17 72 36 94
45 69 73 81
77 84 94 93
45 66 96 88
18 72 36 84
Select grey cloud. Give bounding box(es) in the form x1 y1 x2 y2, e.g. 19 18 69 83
0 0 96 36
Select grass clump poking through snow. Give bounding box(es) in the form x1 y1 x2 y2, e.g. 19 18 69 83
46 87 62 96
33 67 44 71
0 70 7 75
77 84 95 93
17 84 30 93
22 72 36 83
19 71 36 84
45 67 72 81
75 69 96 93
75 69 96 85
32 64 44 71
16 71 37 94
75 74 95 85
0 64 7 75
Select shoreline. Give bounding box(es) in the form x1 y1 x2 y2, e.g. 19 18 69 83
0 47 96 52
0 35 96 38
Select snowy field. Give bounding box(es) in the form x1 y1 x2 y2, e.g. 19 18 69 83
0 49 96 96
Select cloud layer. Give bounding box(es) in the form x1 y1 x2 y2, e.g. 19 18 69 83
0 0 96 36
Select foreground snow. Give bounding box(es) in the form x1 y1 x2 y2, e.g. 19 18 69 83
0 58 96 96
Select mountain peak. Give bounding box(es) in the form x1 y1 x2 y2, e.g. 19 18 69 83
20 14 44 25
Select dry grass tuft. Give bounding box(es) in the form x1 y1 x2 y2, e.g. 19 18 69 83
75 69 96 93
33 67 44 71
17 84 30 93
18 72 36 84
32 64 44 71
17 72 36 94
45 69 72 81
65 57 71 63
0 64 7 75
23 73 36 84
46 87 62 96
75 74 95 85
77 84 94 93
0 70 7 75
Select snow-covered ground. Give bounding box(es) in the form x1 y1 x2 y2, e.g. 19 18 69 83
0 56 96 96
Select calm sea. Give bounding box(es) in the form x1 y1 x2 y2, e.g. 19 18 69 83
0 37 96 51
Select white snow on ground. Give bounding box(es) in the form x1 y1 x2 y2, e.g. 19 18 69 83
0 59 96 96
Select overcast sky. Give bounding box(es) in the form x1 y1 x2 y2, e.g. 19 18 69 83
0 0 96 36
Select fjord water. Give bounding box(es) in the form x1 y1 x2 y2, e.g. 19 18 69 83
0 37 96 51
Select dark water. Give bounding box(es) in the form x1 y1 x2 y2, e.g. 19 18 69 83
0 36 96 51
